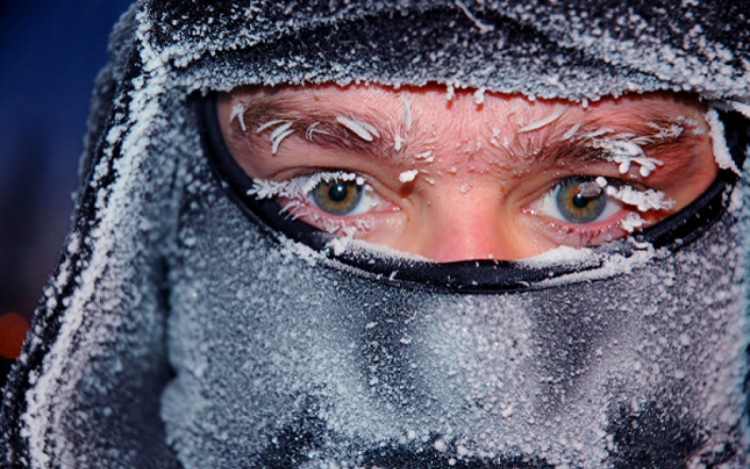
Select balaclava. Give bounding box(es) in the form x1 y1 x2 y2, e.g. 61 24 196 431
2 1 749 468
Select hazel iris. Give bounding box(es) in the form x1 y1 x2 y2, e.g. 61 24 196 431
556 177 607 223
312 179 364 215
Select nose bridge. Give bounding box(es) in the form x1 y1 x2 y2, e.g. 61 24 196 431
414 185 519 262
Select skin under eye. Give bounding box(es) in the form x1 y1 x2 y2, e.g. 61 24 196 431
532 176 622 225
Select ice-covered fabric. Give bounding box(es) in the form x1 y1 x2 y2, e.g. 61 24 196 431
1 1 749 468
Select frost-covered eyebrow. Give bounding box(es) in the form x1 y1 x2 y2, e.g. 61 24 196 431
230 100 397 159
526 112 706 175
228 95 708 176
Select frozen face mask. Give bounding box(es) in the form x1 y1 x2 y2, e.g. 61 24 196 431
2 2 750 469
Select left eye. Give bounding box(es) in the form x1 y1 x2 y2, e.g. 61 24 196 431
311 179 367 215
532 176 622 224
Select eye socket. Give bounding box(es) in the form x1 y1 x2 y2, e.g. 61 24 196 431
532 176 623 225
311 179 365 215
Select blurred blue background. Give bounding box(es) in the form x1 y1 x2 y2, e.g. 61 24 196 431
0 0 134 322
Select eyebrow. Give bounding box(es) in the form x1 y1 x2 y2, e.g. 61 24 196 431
227 94 708 179
231 99 399 160
517 112 707 178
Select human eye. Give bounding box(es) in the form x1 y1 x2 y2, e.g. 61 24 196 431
308 175 370 216
526 176 676 247
248 170 397 236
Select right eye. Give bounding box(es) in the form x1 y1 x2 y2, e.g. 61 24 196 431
548 176 623 224
310 179 366 215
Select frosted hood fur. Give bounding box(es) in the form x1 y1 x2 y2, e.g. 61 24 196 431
1 1 749 468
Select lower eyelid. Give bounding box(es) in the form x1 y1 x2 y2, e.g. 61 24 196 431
541 211 633 246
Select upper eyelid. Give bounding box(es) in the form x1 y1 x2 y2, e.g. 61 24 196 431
247 171 369 200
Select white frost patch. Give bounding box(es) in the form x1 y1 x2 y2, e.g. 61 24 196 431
474 87 486 105
518 107 566 133
705 108 741 175
256 119 289 133
336 116 379 142
278 236 324 266
620 212 645 233
269 121 294 155
445 83 455 101
586 133 664 177
229 102 248 131
521 245 594 267
399 169 419 183
605 185 675 211
727 101 750 120
325 236 429 261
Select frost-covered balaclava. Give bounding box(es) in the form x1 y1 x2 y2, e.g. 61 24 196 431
2 1 750 468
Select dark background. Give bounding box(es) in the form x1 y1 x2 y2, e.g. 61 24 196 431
1 0 134 323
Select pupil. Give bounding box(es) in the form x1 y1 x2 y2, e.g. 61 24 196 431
572 192 589 208
328 183 349 202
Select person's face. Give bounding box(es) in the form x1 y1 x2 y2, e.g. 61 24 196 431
217 85 717 262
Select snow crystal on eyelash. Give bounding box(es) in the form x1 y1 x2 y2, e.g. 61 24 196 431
620 212 645 233
336 116 379 142
247 171 359 200
229 102 248 131
518 107 566 133
577 181 602 198
705 108 741 176
605 185 675 211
